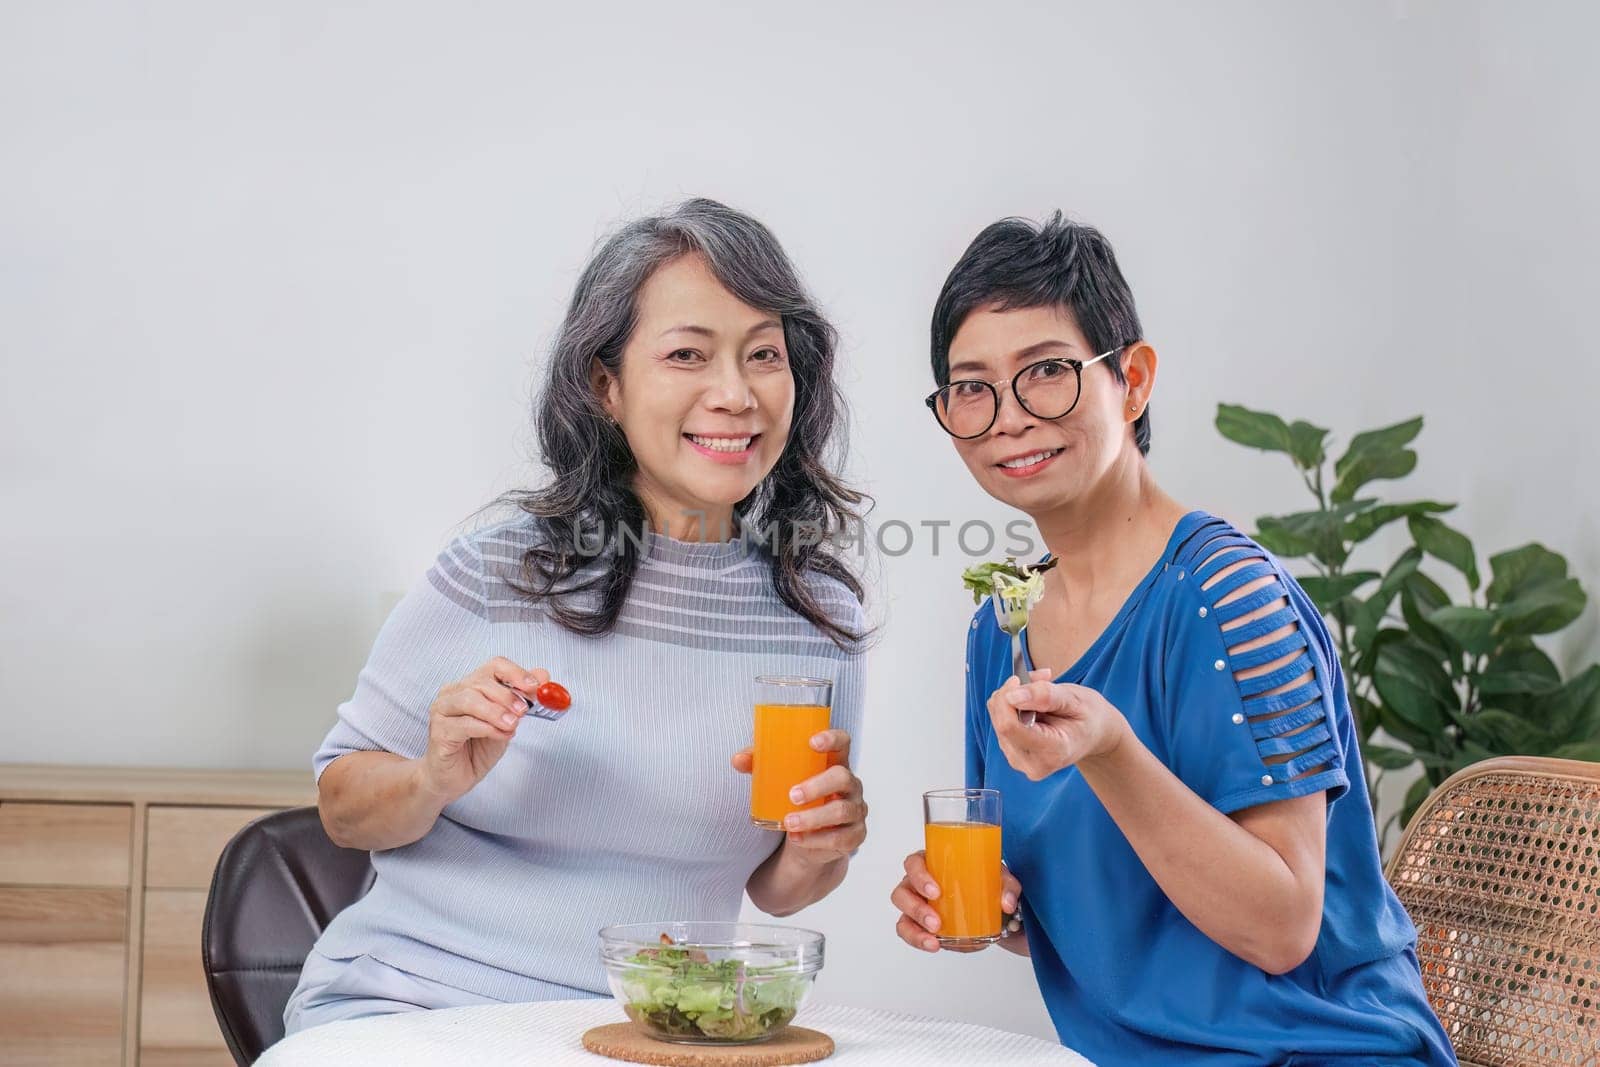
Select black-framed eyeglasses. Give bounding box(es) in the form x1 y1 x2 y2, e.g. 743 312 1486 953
924 345 1126 440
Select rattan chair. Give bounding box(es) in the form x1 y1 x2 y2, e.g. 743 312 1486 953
1387 756 1600 1066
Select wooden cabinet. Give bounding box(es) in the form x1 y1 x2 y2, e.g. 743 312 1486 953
0 803 132 886
138 807 277 1066
0 766 315 1066
145 809 278 891
139 888 224 1066
0 886 127 1066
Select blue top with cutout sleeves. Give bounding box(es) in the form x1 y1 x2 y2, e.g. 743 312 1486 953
964 511 1457 1065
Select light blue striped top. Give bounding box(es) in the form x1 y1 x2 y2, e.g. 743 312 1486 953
307 519 868 1002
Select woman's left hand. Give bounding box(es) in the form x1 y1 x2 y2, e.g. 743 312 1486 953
732 730 867 865
987 672 1132 781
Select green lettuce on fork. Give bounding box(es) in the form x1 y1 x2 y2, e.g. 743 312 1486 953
619 935 810 1041
961 556 1059 633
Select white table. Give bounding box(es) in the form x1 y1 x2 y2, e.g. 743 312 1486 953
258 999 1095 1066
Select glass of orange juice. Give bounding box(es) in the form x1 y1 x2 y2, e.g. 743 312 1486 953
923 788 1003 947
751 676 833 830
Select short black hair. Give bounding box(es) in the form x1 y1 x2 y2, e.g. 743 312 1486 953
930 212 1150 455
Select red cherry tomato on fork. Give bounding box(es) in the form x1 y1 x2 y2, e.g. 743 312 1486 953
535 681 571 712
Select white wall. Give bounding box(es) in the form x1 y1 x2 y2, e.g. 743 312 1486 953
3 0 1596 1042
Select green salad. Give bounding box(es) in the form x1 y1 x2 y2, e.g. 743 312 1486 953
618 936 810 1042
961 556 1058 632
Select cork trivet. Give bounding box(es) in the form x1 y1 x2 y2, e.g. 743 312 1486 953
580 1022 834 1065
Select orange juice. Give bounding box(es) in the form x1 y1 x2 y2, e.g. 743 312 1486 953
751 702 831 828
924 820 1003 942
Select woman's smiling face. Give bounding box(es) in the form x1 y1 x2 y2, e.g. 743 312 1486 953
595 252 795 534
945 302 1141 516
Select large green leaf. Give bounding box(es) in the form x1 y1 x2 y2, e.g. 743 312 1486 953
1375 548 1423 604
1254 518 1317 558
1350 594 1391 663
1483 642 1561 685
1376 632 1452 688
1476 669 1563 698
1354 625 1410 679
1402 571 1459 667
1352 692 1382 740
1426 605 1499 656
1464 709 1548 754
1363 744 1417 770
1335 416 1424 481
1346 501 1455 544
1550 741 1600 763
1256 500 1375 569
1376 696 1437 750
1288 420 1331 470
1495 578 1586 637
1413 749 1462 772
1216 405 1294 456
1405 570 1451 613
1331 449 1418 505
1349 550 1421 664
1374 638 1457 740
1408 515 1481 591
1486 543 1568 605
1297 572 1380 614
1479 643 1563 719
1333 416 1424 503
1373 668 1449 746
1542 665 1600 739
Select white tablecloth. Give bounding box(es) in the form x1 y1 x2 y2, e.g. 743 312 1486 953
257 999 1095 1066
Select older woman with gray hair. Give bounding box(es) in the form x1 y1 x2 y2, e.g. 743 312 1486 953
281 199 871 1034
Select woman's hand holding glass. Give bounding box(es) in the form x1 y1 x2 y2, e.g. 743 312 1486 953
732 729 867 865
891 849 1023 953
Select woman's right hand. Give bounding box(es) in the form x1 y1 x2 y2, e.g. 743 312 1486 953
418 657 549 805
891 849 1021 953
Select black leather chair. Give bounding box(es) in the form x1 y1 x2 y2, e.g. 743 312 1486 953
202 806 375 1064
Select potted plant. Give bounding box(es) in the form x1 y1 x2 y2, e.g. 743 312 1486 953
1215 404 1600 843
